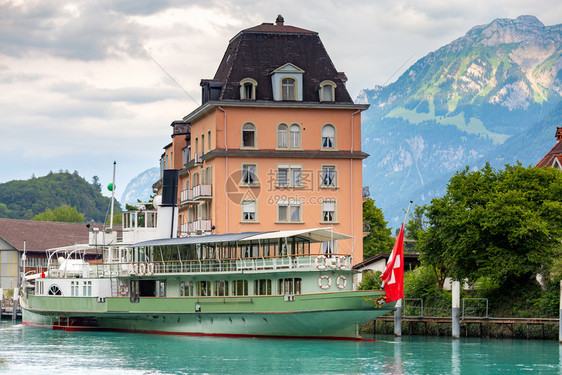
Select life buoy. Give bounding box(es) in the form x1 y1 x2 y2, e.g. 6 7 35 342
318 275 332 289
336 256 348 269
336 275 347 289
147 263 154 275
119 284 129 296
315 255 328 269
138 263 146 275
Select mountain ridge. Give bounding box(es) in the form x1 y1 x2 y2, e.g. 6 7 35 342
360 15 562 226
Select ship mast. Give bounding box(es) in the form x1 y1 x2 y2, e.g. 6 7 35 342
109 161 116 230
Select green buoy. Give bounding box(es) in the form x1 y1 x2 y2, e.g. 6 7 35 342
107 182 115 192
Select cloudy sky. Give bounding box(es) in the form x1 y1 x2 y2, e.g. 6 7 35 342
1 0 560 203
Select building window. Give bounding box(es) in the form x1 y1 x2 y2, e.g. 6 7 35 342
242 123 256 148
208 130 211 151
321 166 336 187
240 78 258 100
277 200 302 222
322 125 336 149
322 241 337 254
277 165 301 187
242 200 256 221
277 124 288 148
281 77 296 100
322 200 336 222
290 124 300 148
201 134 205 155
241 164 257 185
319 80 336 102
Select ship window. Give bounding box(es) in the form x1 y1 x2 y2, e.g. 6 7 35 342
233 280 248 296
196 281 210 296
254 279 272 295
278 278 302 295
48 284 62 296
182 281 194 296
214 280 228 296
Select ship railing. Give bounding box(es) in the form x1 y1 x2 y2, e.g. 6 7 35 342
47 254 351 277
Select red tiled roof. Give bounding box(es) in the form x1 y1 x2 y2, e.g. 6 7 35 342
0 218 101 252
535 140 562 167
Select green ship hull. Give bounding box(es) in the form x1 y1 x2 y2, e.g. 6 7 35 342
21 291 394 339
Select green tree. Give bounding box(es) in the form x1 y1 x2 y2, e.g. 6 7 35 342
362 199 394 259
32 205 85 223
357 270 383 290
417 163 562 291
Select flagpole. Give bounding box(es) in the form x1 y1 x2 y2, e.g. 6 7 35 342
394 200 412 337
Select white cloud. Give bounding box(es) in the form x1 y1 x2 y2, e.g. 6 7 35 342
0 0 560 198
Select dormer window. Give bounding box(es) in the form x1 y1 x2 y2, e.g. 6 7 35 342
319 80 336 102
281 78 296 100
240 78 257 100
271 63 304 101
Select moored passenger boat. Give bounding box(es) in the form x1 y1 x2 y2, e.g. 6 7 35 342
21 208 393 339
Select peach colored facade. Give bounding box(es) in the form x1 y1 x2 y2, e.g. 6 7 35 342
160 103 368 264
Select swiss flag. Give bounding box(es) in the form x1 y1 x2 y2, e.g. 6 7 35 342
380 224 404 302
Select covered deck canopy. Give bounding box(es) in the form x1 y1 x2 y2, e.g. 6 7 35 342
129 228 352 248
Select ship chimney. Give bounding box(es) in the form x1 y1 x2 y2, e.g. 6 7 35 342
276 15 284 26
556 127 562 141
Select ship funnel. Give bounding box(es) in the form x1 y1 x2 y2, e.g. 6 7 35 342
157 169 179 239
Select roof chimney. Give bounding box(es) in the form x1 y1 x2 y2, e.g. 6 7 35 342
276 15 284 26
556 127 562 141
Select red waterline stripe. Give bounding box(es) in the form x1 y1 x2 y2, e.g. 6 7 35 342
22 321 376 342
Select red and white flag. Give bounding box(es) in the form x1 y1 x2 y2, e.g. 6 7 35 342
380 224 405 302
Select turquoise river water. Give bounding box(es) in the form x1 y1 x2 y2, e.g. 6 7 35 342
0 320 561 374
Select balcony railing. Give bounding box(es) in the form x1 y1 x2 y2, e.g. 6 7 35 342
192 184 212 200
180 189 196 204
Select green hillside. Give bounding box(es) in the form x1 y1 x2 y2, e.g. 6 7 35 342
0 171 122 223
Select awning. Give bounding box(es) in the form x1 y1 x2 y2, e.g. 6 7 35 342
244 228 352 242
129 228 352 248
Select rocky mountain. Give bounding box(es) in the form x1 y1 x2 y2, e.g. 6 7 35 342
361 15 562 227
120 167 159 205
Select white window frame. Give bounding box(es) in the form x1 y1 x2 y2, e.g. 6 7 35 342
277 199 303 223
277 164 302 188
319 80 336 102
289 124 301 148
281 77 297 100
320 165 337 188
321 199 337 223
241 164 258 186
240 78 258 100
241 199 257 222
321 124 336 150
277 123 288 148
241 122 257 149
